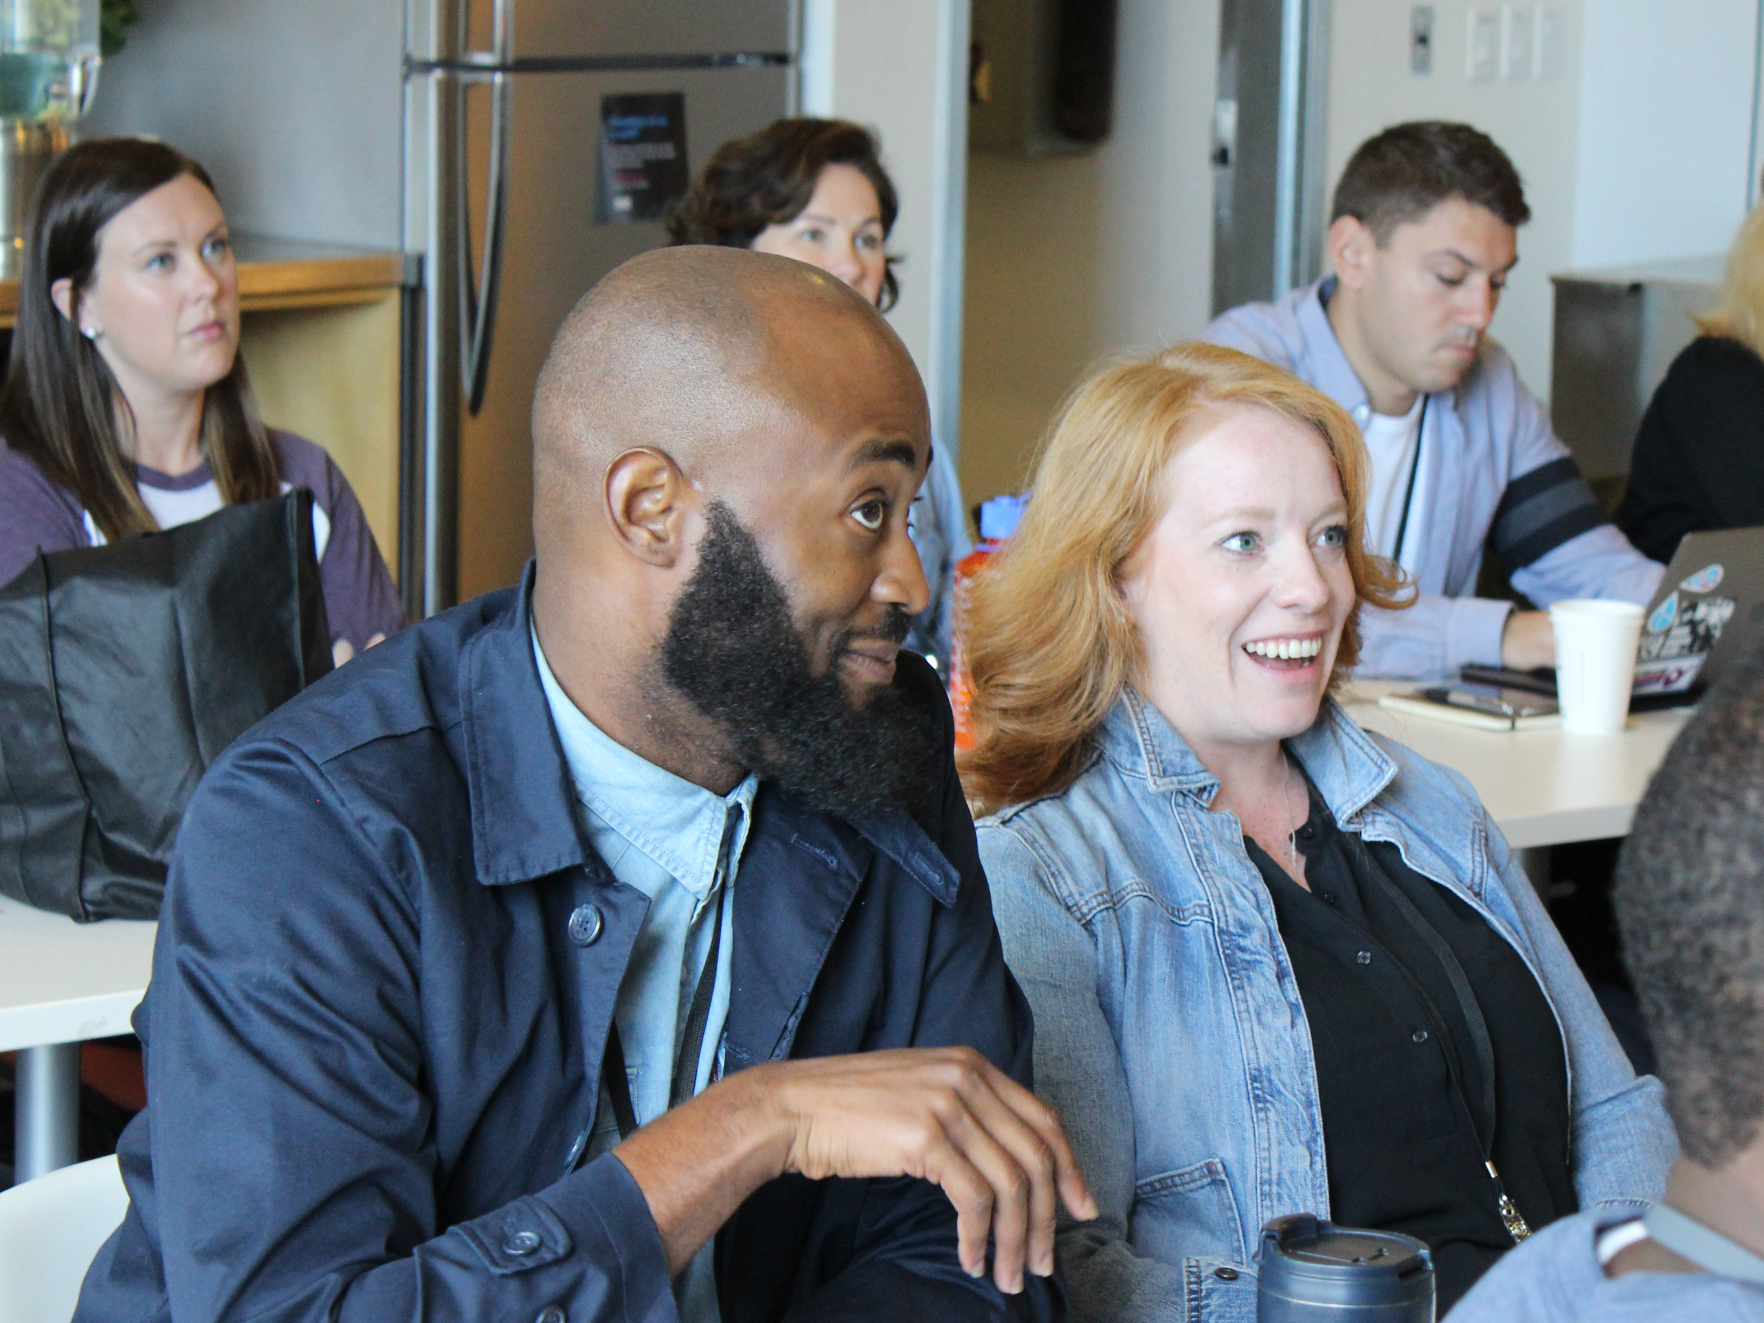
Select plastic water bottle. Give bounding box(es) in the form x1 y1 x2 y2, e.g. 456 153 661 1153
1256 1214 1435 1322
948 493 1026 751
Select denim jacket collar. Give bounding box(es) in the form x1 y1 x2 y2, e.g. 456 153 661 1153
1097 686 1399 827
458 563 959 906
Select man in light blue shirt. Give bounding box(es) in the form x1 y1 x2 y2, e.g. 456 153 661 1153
533 628 754 1319
1207 122 1663 680
1449 658 1764 1321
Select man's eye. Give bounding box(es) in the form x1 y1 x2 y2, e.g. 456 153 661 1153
852 499 887 532
1222 531 1258 554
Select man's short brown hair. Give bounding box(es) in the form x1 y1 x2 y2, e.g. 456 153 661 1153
1331 121 1530 244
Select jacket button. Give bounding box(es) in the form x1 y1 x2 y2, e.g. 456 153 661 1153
536 1309 567 1323
1214 1266 1239 1280
503 1229 542 1256
1356 950 1372 965
1413 1029 1429 1044
567 904 603 946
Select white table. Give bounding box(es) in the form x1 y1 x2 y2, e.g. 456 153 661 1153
0 899 155 1182
1344 688 1692 849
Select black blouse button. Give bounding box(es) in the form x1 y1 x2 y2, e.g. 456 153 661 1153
1412 1029 1429 1044
1356 950 1372 965
1322 892 1337 905
1214 1266 1240 1280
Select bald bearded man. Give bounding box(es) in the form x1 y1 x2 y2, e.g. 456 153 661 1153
74 249 1091 1323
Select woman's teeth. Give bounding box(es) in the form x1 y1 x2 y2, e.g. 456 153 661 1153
1243 638 1322 660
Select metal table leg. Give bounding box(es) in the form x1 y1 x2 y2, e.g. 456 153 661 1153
14 1042 80 1181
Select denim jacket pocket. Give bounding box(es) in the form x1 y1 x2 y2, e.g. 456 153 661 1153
1130 1157 1248 1268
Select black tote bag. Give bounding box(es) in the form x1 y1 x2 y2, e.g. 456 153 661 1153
0 489 332 920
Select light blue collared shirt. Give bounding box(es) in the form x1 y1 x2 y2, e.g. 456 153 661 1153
532 625 756 1321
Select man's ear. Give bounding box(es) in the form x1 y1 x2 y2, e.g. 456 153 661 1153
1327 214 1376 290
604 447 691 568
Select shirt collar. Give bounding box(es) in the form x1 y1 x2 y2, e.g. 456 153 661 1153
1096 685 1397 823
1300 276 1459 426
1298 276 1375 417
530 619 757 900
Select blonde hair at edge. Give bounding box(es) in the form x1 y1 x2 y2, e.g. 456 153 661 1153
957 342 1412 817
1698 196 1764 356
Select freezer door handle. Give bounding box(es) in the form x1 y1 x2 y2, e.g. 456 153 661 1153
457 67 511 415
457 0 512 63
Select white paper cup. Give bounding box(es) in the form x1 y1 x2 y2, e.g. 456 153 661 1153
1549 599 1646 734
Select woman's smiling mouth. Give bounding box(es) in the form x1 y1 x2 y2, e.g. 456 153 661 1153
1242 636 1323 668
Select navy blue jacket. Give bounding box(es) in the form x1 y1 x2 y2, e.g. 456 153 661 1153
74 572 1057 1323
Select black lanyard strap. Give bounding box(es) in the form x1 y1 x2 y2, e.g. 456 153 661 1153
1338 825 1532 1242
1388 394 1429 568
600 885 728 1143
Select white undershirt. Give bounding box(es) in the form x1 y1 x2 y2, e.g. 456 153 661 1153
1360 394 1427 567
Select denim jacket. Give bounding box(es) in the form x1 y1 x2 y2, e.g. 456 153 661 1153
978 690 1675 1323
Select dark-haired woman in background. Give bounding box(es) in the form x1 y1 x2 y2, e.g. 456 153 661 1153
0 137 402 664
668 118 972 667
1617 199 1764 564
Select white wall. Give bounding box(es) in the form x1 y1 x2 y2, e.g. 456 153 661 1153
1571 0 1759 268
960 0 1221 501
1326 0 1586 399
1327 0 1760 399
801 0 971 449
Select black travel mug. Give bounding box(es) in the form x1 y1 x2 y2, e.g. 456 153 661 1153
1256 1214 1435 1322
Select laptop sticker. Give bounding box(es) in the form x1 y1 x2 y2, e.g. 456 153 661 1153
1637 595 1736 693
1681 563 1725 593
1647 592 1679 635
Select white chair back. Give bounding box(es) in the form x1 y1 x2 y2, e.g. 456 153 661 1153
0 1156 129 1323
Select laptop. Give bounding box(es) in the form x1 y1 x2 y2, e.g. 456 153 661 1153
1460 525 1764 707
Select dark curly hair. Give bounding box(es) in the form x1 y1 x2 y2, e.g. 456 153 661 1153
665 118 900 312
1616 650 1764 1167
1331 121 1530 245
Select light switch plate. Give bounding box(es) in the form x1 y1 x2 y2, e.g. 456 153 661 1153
1468 8 1499 82
1502 4 1535 79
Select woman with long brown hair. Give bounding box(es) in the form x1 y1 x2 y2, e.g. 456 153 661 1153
963 343 1672 1318
0 137 401 663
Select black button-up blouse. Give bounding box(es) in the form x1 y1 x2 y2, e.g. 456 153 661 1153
1244 777 1575 1311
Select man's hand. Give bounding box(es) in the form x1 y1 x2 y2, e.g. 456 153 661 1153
611 1047 1097 1296
1501 610 1555 669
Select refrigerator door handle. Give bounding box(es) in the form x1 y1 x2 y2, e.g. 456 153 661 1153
458 67 511 416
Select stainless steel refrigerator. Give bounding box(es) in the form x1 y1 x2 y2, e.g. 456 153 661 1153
87 0 798 611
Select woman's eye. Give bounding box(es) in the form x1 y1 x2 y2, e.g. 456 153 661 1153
1436 272 1465 288
145 252 173 271
204 236 232 260
1222 531 1259 554
851 499 888 532
796 226 825 243
1317 523 1349 549
856 232 882 250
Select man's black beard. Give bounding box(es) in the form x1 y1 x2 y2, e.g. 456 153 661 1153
661 502 940 816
